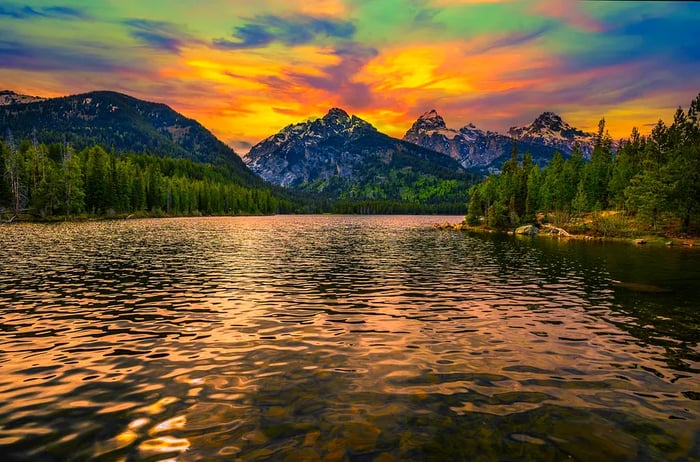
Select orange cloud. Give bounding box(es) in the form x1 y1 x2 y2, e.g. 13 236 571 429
354 37 555 136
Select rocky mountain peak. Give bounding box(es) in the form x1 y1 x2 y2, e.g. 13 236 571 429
532 111 565 131
324 107 350 120
413 109 447 131
507 111 596 158
243 108 467 192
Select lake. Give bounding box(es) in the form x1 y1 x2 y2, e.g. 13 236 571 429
0 215 698 461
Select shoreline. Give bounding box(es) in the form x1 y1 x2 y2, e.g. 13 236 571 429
434 221 698 248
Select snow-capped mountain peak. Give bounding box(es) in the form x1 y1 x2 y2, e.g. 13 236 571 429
413 109 448 131
508 112 595 157
404 109 461 143
402 109 584 172
243 108 465 190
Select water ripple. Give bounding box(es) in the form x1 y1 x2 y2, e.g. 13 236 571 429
0 216 698 460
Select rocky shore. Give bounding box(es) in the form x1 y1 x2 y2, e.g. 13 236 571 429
434 221 697 247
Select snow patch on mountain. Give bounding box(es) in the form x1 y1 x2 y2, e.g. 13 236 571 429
508 112 596 157
403 109 596 171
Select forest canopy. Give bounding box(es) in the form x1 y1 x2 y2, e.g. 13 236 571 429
0 140 291 219
465 94 700 234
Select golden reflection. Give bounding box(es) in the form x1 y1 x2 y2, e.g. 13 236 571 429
128 417 150 430
116 430 139 446
218 445 242 456
450 401 542 416
92 429 138 458
2 217 699 460
137 396 178 415
138 436 191 454
150 415 187 435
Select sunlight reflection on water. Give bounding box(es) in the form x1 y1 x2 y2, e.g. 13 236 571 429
0 216 698 460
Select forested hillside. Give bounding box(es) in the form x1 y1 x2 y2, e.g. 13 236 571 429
466 94 700 234
0 138 292 219
0 91 260 185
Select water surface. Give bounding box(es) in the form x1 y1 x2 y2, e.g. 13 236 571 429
0 215 698 460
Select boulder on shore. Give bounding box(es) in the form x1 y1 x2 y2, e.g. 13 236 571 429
515 225 539 235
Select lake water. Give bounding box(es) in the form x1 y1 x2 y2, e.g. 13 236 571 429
0 215 698 461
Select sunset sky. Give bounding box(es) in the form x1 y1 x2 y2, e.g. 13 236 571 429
1 0 698 153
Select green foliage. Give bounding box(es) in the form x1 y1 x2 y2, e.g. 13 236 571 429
466 147 536 230
465 94 700 234
0 139 294 219
287 142 476 214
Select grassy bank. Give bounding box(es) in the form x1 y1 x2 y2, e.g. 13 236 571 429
436 210 698 247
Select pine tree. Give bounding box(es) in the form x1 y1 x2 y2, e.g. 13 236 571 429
62 144 84 217
4 130 25 217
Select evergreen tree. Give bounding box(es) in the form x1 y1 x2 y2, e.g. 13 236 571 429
582 118 613 209
609 127 644 209
83 146 111 214
4 130 25 217
62 144 84 217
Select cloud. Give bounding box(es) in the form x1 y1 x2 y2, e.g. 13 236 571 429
531 0 604 33
0 4 42 18
613 15 700 62
0 38 124 73
473 25 553 54
0 3 89 20
290 44 379 108
549 5 700 74
42 6 89 20
124 19 201 54
213 14 355 49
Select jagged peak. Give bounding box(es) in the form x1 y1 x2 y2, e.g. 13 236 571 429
324 107 350 119
533 111 565 128
419 109 441 120
410 109 447 131
536 111 561 120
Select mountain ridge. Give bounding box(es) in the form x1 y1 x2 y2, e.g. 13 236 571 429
0 90 46 106
508 111 596 157
403 110 571 173
0 90 260 185
244 108 475 204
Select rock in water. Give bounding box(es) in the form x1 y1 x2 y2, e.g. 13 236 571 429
515 225 538 235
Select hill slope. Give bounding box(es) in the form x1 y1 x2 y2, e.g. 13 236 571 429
0 90 258 184
0 90 46 106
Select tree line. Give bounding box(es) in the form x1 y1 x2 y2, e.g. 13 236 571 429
466 94 700 234
0 134 471 219
0 135 294 219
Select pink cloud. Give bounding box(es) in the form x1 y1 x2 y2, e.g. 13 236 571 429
532 0 605 33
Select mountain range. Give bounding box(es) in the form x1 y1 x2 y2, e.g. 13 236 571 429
243 107 474 203
403 110 595 174
508 111 595 158
1 89 599 206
